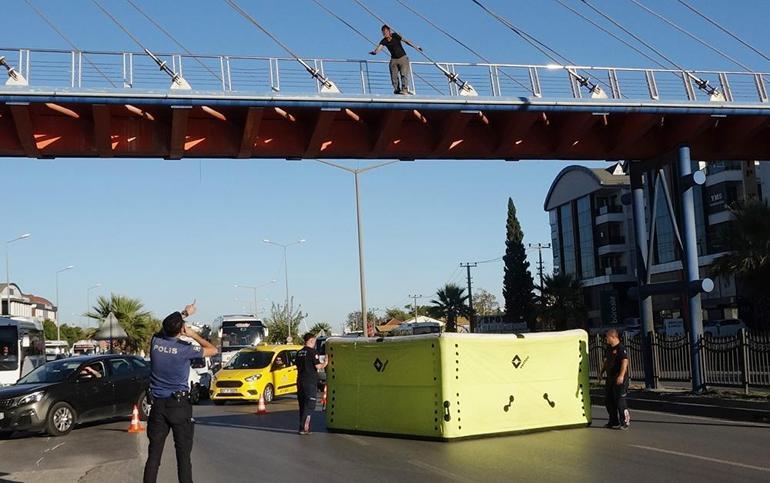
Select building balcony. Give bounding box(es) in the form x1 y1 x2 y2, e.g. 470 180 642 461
597 237 627 256
705 169 743 187
596 211 626 225
595 205 623 216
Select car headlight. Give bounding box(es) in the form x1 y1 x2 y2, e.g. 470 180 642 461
17 391 45 406
244 374 262 383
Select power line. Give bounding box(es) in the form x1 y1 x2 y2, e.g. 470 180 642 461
394 0 534 95
310 0 444 95
23 0 118 88
91 0 150 52
125 0 222 82
351 0 479 95
677 0 770 64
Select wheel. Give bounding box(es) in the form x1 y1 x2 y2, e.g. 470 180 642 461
138 391 151 421
0 431 14 440
190 384 201 405
263 384 275 403
46 402 76 436
213 400 225 406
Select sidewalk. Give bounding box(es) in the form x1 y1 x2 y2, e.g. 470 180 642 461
590 384 770 424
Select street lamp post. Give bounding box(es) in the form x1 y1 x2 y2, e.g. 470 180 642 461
86 283 102 327
55 265 75 341
263 239 305 315
234 280 276 317
4 233 31 316
314 159 400 337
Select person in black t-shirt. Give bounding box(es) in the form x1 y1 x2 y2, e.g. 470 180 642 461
295 332 327 435
370 25 422 95
600 329 630 430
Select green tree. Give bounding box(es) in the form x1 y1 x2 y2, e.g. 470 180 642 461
308 322 333 336
472 289 502 316
43 319 57 341
537 273 586 331
85 294 160 353
345 310 380 333
384 307 410 321
265 299 307 344
430 283 472 332
503 198 535 329
711 200 770 330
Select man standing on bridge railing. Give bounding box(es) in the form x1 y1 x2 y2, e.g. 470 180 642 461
370 25 422 95
600 329 630 430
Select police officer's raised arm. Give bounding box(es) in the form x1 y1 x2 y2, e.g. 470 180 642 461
179 301 218 358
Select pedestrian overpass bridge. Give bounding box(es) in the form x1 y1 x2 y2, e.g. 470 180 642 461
1 47 770 161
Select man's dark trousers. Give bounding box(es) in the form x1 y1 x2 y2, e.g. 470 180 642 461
143 397 194 483
297 383 317 431
604 382 629 426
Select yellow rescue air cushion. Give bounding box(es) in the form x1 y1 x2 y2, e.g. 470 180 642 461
325 329 591 440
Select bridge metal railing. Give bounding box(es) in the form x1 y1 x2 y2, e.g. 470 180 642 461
588 330 770 393
1 46 770 103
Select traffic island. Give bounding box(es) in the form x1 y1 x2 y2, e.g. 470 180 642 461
325 330 591 440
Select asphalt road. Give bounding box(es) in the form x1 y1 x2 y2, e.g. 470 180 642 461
1 398 769 483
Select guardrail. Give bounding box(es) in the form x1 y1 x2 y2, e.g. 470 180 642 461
1 46 770 102
588 330 770 393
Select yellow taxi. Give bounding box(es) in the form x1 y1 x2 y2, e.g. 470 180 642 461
211 344 302 404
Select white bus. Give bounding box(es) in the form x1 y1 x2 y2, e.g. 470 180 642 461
214 315 268 367
0 317 46 386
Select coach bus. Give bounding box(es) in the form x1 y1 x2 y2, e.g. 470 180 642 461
0 317 46 386
214 315 268 367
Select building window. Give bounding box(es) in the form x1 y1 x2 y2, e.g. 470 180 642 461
654 183 678 264
550 210 561 275
577 196 595 278
560 204 577 276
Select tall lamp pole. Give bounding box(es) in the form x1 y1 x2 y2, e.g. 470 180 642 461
263 239 305 315
55 265 75 341
314 159 400 337
4 233 31 316
234 280 276 317
86 283 102 327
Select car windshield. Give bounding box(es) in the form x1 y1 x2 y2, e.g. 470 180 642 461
226 351 274 370
222 325 265 348
0 326 19 370
191 358 206 369
17 359 82 384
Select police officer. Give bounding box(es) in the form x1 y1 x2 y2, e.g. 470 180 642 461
600 329 630 430
295 332 327 435
143 301 218 483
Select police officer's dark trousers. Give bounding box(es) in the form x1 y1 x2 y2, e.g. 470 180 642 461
604 382 629 426
143 397 194 483
297 382 317 432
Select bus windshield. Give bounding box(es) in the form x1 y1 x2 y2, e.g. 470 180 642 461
17 359 81 384
221 324 265 349
0 326 19 370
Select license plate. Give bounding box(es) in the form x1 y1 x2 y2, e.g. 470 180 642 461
220 388 237 394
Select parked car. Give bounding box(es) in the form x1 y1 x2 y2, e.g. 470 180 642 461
705 319 747 338
189 357 213 404
0 355 150 438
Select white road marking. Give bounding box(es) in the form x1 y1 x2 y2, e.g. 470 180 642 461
591 404 770 427
408 459 465 482
631 445 770 473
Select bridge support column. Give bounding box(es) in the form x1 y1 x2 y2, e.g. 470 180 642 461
677 146 706 394
629 161 656 389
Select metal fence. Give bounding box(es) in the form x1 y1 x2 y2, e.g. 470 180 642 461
1 46 770 103
588 330 770 393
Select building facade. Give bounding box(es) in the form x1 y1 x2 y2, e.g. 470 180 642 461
545 160 766 330
0 283 57 322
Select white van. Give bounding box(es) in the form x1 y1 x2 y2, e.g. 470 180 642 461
44 340 70 361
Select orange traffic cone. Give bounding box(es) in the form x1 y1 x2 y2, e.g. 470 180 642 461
256 394 268 415
321 385 328 411
128 404 145 433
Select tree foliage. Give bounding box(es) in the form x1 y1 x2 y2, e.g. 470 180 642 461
472 289 502 316
502 198 535 328
265 299 307 344
536 273 586 331
384 307 410 322
430 283 472 332
84 294 160 353
308 322 333 336
345 310 381 334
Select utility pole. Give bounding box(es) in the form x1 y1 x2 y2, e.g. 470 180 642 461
527 243 552 289
460 262 477 333
408 294 424 322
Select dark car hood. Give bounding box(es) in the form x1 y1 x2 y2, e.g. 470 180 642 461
0 383 56 399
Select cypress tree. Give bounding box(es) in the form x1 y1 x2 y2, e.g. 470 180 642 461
503 197 535 329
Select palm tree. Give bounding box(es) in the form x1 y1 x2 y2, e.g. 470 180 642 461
85 294 160 353
537 273 586 331
309 322 333 337
430 283 472 332
711 200 770 330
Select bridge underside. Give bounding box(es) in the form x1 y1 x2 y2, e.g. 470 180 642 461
1 94 770 161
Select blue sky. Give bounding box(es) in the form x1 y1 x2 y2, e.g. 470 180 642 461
4 0 770 332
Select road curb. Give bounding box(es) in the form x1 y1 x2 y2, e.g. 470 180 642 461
591 391 770 424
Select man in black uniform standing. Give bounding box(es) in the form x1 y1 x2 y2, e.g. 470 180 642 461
295 332 327 435
370 25 422 95
600 329 630 430
143 301 218 483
